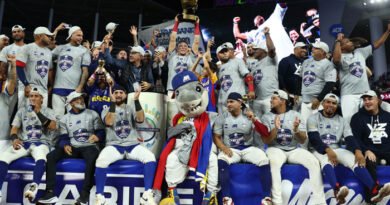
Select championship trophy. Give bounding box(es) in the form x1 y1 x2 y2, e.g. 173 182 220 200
180 0 199 22
95 59 112 82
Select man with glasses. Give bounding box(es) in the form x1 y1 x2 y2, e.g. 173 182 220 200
16 27 54 108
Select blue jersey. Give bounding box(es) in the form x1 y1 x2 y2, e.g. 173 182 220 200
86 83 111 116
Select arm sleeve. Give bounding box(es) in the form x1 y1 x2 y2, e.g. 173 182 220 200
58 134 70 148
308 131 328 154
317 82 336 101
253 120 270 137
350 114 368 152
213 114 224 135
11 110 23 128
81 49 92 67
356 45 373 59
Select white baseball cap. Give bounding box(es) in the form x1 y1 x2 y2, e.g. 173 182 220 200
92 41 102 48
294 42 307 48
273 90 289 100
323 93 339 104
130 46 145 56
312 41 329 53
105 22 119 33
222 42 234 49
66 91 85 104
361 90 378 98
12 25 25 32
33 27 54 36
66 26 81 40
155 46 166 53
30 86 44 97
0 34 9 40
145 50 152 55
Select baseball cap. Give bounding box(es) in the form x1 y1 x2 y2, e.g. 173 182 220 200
33 27 54 36
66 26 81 40
155 46 166 53
272 90 289 100
91 41 102 49
227 92 246 108
105 22 119 33
222 42 234 49
145 50 152 55
294 42 307 48
172 70 198 91
217 42 234 54
0 34 9 40
323 93 339 104
112 84 126 93
361 90 378 98
253 41 267 51
312 41 329 53
12 25 25 32
29 86 44 97
66 91 85 104
130 46 145 56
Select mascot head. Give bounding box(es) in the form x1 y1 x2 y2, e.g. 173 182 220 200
172 70 209 118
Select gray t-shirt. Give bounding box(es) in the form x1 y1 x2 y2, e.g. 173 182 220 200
59 109 104 148
307 112 352 149
16 43 53 91
261 110 305 151
213 112 254 148
52 44 91 90
101 103 140 146
12 106 56 145
246 57 257 72
0 82 11 140
218 58 250 107
252 56 279 100
301 58 336 103
338 45 372 96
167 51 197 90
0 43 24 88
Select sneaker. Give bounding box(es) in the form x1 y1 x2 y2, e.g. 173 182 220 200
335 186 349 204
24 183 38 202
202 191 217 205
140 189 156 205
95 194 106 205
371 183 390 203
261 197 272 205
38 191 59 203
222 197 234 205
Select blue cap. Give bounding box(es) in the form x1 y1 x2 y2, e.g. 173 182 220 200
227 92 243 101
172 70 198 91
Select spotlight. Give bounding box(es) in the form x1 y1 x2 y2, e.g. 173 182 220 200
370 0 375 3
363 2 367 5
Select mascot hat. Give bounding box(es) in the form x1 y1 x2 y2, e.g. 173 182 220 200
172 70 198 91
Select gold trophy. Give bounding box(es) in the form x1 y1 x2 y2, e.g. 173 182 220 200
96 59 113 82
180 0 199 22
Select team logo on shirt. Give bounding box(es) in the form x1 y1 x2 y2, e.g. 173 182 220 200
253 69 263 85
221 75 233 92
73 128 89 142
229 132 245 147
303 71 316 87
59 55 74 71
175 61 188 73
276 128 293 146
36 60 49 78
115 120 131 139
349 62 363 78
320 134 337 145
367 123 388 144
26 125 43 140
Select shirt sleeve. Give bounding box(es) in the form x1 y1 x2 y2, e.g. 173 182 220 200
11 110 23 128
237 58 250 77
356 45 373 60
51 45 61 58
306 114 318 132
59 116 68 135
342 117 353 138
0 47 7 63
260 114 272 132
81 49 92 67
213 114 224 135
324 61 337 82
16 45 28 64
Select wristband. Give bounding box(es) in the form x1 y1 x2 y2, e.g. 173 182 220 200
134 100 142 111
173 20 179 32
194 22 200 35
109 102 116 113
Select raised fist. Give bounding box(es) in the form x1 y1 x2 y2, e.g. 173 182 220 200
233 17 241 23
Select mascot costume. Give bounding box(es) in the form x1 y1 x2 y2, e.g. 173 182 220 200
153 70 218 205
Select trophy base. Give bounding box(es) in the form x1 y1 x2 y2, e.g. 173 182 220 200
181 13 198 22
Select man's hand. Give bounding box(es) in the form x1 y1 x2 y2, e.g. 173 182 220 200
88 134 99 143
64 145 72 155
245 110 256 122
129 25 138 36
336 33 344 41
12 139 23 150
207 39 214 48
222 146 233 157
7 55 16 65
175 14 180 22
140 81 151 91
24 85 31 97
133 88 141 100
247 91 255 100
355 150 365 167
109 85 116 103
54 23 67 32
311 98 320 110
326 148 338 166
274 115 281 129
365 150 376 162
293 117 300 132
263 27 270 35
233 17 241 23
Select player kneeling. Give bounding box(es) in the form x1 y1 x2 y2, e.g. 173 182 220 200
0 87 56 203
307 93 390 204
94 85 157 205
